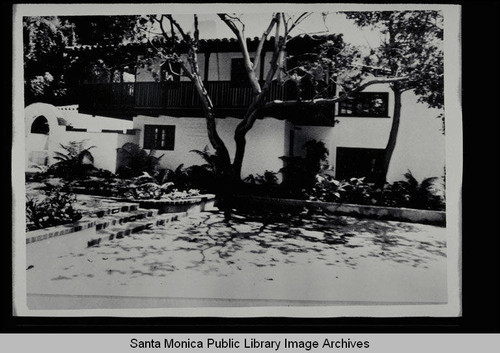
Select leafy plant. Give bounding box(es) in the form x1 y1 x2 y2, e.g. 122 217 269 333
311 174 374 204
47 140 96 179
389 171 445 210
280 139 329 196
116 142 164 178
244 171 279 186
310 169 445 211
190 146 221 174
26 187 82 231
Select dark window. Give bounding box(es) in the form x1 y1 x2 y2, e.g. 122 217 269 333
143 125 175 150
336 147 385 182
231 58 252 86
31 116 49 134
338 92 389 117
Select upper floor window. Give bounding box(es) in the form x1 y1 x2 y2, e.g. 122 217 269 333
338 92 389 117
143 125 175 150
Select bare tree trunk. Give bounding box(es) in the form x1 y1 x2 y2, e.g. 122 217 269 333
380 88 402 185
232 103 264 180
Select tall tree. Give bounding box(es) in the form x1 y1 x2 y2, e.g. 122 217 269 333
23 16 75 105
138 13 409 183
23 16 141 105
343 11 444 183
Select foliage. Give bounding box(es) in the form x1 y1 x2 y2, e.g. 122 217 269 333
116 142 164 178
23 17 77 105
310 175 375 204
280 139 329 196
59 15 139 46
388 171 445 210
309 169 445 211
344 10 444 108
26 187 82 231
244 171 279 186
47 141 96 179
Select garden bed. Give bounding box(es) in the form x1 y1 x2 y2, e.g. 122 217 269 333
104 194 216 214
233 195 446 226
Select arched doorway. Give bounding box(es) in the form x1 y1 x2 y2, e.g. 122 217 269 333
28 115 50 166
31 115 50 135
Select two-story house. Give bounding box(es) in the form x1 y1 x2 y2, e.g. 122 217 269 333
25 35 445 183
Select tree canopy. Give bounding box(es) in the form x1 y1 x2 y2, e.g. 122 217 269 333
344 10 444 109
23 16 75 105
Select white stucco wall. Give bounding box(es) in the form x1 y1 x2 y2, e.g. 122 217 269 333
25 103 137 173
133 114 287 178
385 92 445 182
49 131 138 173
57 105 134 132
293 83 445 183
136 51 276 83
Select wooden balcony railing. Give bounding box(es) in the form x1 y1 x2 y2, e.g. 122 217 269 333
78 80 315 118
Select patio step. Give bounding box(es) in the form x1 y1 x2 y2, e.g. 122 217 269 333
26 202 140 245
87 212 185 247
93 209 159 232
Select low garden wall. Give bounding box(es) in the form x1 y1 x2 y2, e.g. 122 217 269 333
106 194 216 214
138 194 216 214
233 195 446 226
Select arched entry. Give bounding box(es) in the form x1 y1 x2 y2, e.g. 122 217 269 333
28 115 50 166
31 115 50 135
25 103 68 168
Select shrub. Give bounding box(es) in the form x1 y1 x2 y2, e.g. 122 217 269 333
116 142 163 178
310 175 375 204
280 139 329 196
26 187 82 231
47 141 96 179
244 170 279 186
385 171 445 210
309 170 445 211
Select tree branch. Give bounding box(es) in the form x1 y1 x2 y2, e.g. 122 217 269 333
218 13 262 95
253 14 278 74
259 76 410 111
165 14 189 42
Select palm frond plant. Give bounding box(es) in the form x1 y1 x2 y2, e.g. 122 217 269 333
190 146 221 174
48 141 96 179
116 142 164 178
390 170 445 210
188 146 222 192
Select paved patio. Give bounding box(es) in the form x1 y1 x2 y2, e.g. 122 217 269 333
26 208 447 309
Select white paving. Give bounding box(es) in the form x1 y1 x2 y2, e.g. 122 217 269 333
26 210 448 307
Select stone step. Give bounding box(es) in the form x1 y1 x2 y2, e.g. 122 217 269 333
87 212 185 247
26 203 143 245
93 209 159 231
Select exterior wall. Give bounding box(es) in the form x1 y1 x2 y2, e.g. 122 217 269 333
48 131 138 174
57 106 134 132
384 92 445 182
133 114 287 179
25 103 137 173
137 51 276 83
293 83 445 183
136 54 207 83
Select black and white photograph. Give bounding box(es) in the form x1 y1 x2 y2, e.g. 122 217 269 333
12 3 462 317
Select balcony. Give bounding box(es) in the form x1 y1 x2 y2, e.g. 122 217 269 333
78 80 336 125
